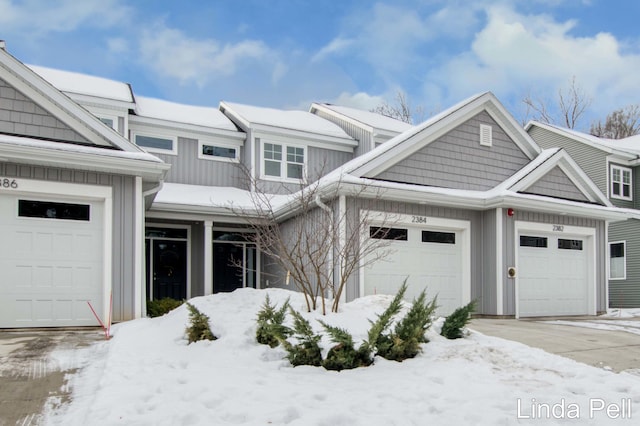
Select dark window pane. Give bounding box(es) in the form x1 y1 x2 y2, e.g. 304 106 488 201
422 231 456 244
370 227 408 241
136 135 173 151
202 144 236 159
611 243 625 258
520 235 548 248
145 227 188 239
213 231 254 242
558 239 583 250
18 200 90 221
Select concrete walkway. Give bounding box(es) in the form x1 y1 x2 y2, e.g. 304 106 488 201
470 318 640 374
0 329 103 425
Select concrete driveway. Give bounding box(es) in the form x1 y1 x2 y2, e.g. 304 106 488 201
470 318 640 374
0 329 103 426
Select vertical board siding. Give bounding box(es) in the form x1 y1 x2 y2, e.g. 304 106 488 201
0 78 89 144
609 219 640 307
372 111 530 190
503 210 607 314
0 162 137 322
152 137 246 188
523 166 589 202
312 109 373 157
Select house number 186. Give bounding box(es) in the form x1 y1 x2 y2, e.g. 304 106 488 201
1 178 18 189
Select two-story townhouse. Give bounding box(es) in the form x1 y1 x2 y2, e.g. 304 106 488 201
527 121 640 308
1 41 635 328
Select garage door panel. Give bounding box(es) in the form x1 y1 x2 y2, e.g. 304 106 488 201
0 192 104 327
518 231 591 317
364 223 464 316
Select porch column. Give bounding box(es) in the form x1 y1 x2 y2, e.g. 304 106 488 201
204 220 213 295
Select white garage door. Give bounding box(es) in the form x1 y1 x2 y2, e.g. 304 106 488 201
363 218 469 316
518 228 593 317
0 193 104 327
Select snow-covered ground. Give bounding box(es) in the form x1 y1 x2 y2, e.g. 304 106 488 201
44 289 640 425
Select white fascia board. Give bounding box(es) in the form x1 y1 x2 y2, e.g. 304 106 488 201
219 101 252 132
147 204 262 223
0 51 141 153
0 140 169 181
65 92 135 111
129 115 246 142
252 128 357 153
309 103 375 134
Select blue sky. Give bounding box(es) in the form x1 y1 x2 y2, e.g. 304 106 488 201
1 0 639 130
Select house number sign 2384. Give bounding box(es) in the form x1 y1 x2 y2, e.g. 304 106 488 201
1 178 19 189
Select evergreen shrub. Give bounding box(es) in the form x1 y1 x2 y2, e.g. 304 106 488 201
440 300 477 339
280 308 322 367
256 295 292 347
147 298 184 318
319 321 372 371
185 302 217 343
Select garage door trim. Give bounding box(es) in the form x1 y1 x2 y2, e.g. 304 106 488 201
514 221 596 318
0 177 113 325
359 211 471 309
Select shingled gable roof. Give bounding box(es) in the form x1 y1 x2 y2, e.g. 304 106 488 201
0 46 142 152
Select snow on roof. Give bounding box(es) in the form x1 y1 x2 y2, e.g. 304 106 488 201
134 96 240 132
153 183 289 211
28 65 133 103
221 101 353 140
593 135 640 156
0 133 163 163
317 103 413 134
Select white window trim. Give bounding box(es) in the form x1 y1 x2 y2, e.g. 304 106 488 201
609 240 626 281
259 140 306 183
96 113 119 131
610 164 632 201
132 131 178 155
197 140 239 163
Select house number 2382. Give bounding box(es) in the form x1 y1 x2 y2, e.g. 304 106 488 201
1 178 18 189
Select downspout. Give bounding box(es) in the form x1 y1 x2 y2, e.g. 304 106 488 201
315 194 334 299
143 179 164 198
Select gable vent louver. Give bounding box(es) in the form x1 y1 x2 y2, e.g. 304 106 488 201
480 124 492 147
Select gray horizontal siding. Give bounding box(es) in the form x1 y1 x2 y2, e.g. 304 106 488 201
528 126 608 194
312 109 373 157
0 78 89 144
0 162 137 322
523 166 589 202
372 111 530 190
609 219 640 307
152 136 246 188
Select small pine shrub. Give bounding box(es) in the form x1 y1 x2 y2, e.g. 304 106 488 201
362 281 407 356
147 298 184 318
185 302 217 344
441 300 477 339
280 308 322 367
378 290 438 361
319 321 371 371
256 295 291 348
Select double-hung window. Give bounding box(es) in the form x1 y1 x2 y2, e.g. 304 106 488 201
609 241 626 280
611 165 632 200
263 142 305 181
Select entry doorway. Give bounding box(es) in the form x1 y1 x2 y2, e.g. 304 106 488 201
145 226 189 300
213 231 257 293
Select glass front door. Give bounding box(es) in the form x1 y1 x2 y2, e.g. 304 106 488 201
213 231 256 293
145 227 188 300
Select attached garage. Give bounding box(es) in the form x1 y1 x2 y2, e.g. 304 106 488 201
516 222 596 318
362 214 470 315
0 179 112 328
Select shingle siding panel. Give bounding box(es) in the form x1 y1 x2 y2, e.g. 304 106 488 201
523 166 589 201
372 111 530 190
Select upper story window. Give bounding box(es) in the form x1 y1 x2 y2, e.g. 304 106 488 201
198 141 238 162
134 133 177 155
98 116 116 129
611 165 632 200
262 141 305 181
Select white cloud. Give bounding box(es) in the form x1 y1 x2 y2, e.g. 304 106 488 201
138 22 280 87
330 91 386 111
420 4 640 123
312 38 354 62
0 0 131 35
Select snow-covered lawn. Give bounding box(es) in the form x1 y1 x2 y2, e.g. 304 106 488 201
44 289 639 425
